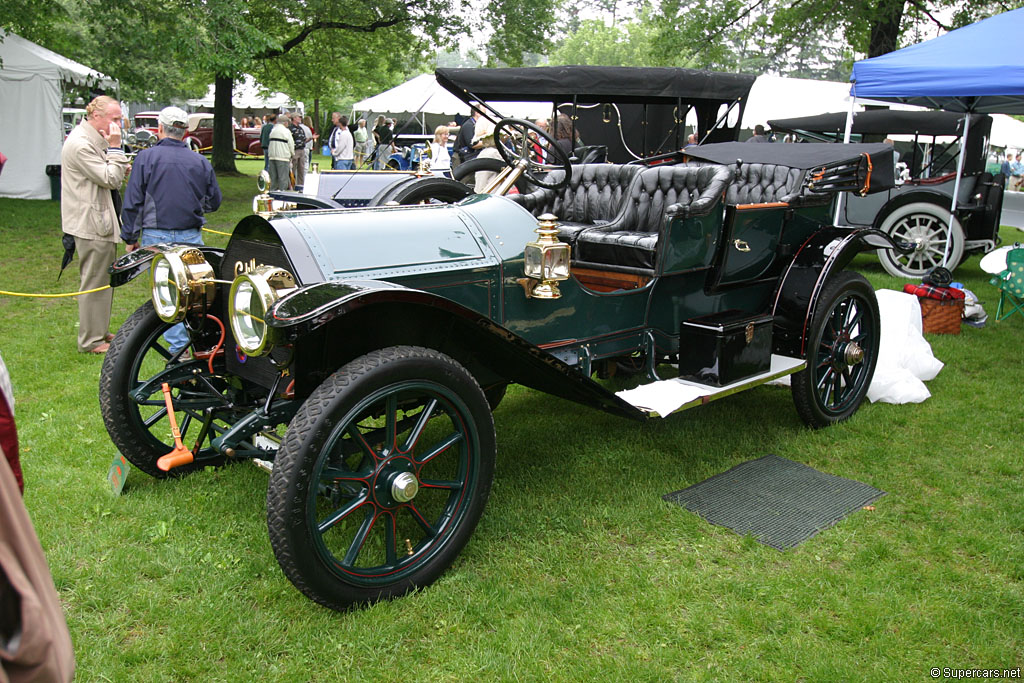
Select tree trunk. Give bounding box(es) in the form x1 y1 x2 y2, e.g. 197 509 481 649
212 74 238 173
867 0 906 57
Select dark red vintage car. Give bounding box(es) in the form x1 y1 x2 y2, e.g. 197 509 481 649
185 113 263 157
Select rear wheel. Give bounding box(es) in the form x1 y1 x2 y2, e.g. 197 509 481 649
878 202 965 277
267 346 495 610
791 271 880 428
372 176 472 206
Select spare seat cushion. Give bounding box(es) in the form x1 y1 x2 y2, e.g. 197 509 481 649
574 164 732 270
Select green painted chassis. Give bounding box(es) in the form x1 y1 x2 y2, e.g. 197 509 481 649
109 180 901 459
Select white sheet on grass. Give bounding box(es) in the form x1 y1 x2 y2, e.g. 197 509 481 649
771 288 943 403
867 288 944 404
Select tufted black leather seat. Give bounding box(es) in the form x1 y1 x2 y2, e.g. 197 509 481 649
508 164 644 243
574 164 733 270
724 163 829 207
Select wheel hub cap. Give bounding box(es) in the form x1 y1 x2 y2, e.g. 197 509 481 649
390 471 419 503
843 342 864 366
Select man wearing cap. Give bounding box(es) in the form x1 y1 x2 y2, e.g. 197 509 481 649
121 106 221 354
61 95 130 354
266 113 295 191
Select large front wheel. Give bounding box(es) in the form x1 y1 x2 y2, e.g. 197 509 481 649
267 346 496 611
791 271 880 428
99 303 252 477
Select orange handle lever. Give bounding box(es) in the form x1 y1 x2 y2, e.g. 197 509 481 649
157 382 194 472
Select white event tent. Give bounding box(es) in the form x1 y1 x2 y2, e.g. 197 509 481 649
186 74 303 116
0 31 117 200
352 73 549 132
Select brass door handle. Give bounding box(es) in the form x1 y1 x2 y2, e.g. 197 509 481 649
733 239 750 252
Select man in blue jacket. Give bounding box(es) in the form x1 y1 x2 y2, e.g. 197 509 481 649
121 106 221 354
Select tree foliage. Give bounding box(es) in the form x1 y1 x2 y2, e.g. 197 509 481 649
550 0 1024 79
4 0 558 171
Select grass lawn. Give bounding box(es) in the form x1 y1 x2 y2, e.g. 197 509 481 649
0 160 1021 681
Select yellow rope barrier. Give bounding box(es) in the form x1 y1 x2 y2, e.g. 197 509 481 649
202 227 233 237
0 285 111 298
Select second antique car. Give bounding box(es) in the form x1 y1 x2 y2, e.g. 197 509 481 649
769 109 1005 277
100 69 907 613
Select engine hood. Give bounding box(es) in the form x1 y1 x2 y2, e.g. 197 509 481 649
265 194 540 281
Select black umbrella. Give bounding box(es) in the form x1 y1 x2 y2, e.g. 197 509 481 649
58 233 75 281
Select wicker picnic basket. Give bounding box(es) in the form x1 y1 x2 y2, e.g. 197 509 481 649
918 297 964 335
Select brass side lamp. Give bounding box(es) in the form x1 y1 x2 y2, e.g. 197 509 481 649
523 214 570 299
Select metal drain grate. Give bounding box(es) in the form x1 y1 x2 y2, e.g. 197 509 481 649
663 454 885 550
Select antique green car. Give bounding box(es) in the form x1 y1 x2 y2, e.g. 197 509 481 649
100 69 906 612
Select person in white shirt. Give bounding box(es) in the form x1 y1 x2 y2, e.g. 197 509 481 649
472 116 502 191
330 114 355 170
429 125 452 178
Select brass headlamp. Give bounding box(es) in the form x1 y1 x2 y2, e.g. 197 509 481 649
523 214 570 299
150 246 215 323
228 266 296 356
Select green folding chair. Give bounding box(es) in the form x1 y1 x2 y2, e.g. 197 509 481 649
992 247 1024 321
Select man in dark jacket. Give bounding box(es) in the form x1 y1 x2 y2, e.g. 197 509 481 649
452 109 481 167
121 106 221 353
260 114 275 170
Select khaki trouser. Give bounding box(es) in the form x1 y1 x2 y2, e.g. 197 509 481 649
291 148 307 189
74 237 115 352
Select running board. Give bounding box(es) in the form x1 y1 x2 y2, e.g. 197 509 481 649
616 355 806 418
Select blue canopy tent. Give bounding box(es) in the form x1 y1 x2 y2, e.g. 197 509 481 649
849 7 1024 114
841 8 1024 264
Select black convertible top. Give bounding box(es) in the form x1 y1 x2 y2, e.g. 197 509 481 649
685 142 896 194
435 66 755 105
435 66 757 162
768 110 990 137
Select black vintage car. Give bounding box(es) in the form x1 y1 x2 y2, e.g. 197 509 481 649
100 66 906 612
769 109 1005 277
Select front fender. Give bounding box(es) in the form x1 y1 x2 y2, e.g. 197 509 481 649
108 244 225 288
771 227 907 357
268 280 646 421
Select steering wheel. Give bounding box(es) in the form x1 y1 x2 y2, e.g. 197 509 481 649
494 118 571 190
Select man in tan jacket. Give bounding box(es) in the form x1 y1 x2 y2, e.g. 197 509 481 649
61 95 129 354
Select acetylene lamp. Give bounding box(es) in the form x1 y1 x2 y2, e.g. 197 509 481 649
523 213 570 299
151 246 215 323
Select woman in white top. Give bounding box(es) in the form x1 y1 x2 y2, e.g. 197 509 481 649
429 125 452 178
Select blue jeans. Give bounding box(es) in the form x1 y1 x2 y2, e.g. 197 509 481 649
141 227 204 354
373 144 392 170
333 159 354 170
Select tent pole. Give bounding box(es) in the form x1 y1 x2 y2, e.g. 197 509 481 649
943 113 970 267
833 92 857 225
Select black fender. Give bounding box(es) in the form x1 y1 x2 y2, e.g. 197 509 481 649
108 244 225 288
268 190 346 210
771 227 908 358
267 280 645 421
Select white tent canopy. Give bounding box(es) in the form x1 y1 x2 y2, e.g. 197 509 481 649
989 114 1024 150
352 73 549 131
186 74 303 114
742 75 859 129
0 31 117 200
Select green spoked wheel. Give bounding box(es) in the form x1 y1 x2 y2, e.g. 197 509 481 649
267 346 495 611
791 271 880 429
